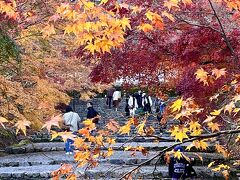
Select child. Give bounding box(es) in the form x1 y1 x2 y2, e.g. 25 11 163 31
168 145 197 180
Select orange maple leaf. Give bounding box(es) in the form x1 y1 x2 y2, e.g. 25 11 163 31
138 23 153 32
162 11 175 22
207 122 220 132
106 119 120 132
42 114 62 132
182 0 192 5
212 68 226 79
195 68 208 85
164 0 179 10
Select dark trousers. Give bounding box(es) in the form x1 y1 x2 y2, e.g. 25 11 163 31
107 96 112 108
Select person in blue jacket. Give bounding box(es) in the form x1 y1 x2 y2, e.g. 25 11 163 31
168 145 197 180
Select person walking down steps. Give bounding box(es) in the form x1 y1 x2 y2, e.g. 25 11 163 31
87 102 100 124
125 94 130 117
142 93 153 114
128 93 138 117
106 87 115 109
63 105 81 155
112 88 121 111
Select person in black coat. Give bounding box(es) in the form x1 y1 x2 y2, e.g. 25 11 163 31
125 94 130 117
135 90 143 108
87 102 99 123
168 145 197 180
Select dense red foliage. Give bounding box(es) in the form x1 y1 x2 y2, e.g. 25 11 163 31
88 0 240 105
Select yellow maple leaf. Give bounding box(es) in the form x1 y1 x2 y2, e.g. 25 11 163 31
174 151 182 159
193 140 208 150
199 140 208 150
207 122 220 132
171 97 183 112
107 147 113 157
64 24 75 35
190 128 202 136
95 135 103 146
84 43 97 54
189 121 201 131
124 145 132 151
210 109 222 116
107 137 116 144
208 161 215 168
169 126 189 142
145 11 154 21
195 68 209 85
215 144 229 158
73 137 85 149
120 17 131 30
83 119 96 129
186 143 194 151
164 0 179 10
99 0 109 5
119 123 131 135
136 120 146 135
138 23 153 32
162 11 175 22
212 164 230 172
15 120 31 136
50 131 59 141
84 2 95 9
212 68 226 79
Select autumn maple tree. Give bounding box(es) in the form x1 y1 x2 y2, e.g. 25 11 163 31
1 0 240 179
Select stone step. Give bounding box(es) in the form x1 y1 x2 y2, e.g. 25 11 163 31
5 142 216 154
0 163 237 180
75 164 238 180
30 135 168 143
0 164 60 179
0 151 227 168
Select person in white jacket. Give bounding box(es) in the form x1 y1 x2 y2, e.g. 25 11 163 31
128 94 138 117
63 106 81 155
63 106 81 132
142 93 153 113
112 89 121 111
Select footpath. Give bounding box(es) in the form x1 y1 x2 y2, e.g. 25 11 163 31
0 98 239 179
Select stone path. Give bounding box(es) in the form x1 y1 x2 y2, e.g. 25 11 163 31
0 98 239 179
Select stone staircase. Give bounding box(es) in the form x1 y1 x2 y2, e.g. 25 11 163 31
0 141 239 179
0 98 239 179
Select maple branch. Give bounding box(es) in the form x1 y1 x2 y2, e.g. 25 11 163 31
207 0 239 65
176 17 223 34
119 128 240 180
